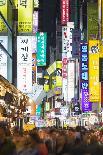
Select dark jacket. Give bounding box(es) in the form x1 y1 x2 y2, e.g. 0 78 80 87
0 139 16 155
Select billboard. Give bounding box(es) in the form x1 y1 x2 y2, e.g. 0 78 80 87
17 36 32 93
0 0 7 33
67 59 75 102
61 0 70 25
89 40 100 102
80 43 92 112
0 36 8 79
18 0 33 33
36 32 47 66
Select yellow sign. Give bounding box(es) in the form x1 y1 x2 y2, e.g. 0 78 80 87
18 0 33 33
14 0 18 8
56 61 62 87
44 75 49 92
89 40 100 102
0 0 7 33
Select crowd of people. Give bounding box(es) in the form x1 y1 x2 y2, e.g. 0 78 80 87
0 124 103 155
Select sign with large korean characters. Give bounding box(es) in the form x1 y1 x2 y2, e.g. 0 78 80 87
36 32 47 66
17 36 32 93
18 0 33 33
0 36 8 79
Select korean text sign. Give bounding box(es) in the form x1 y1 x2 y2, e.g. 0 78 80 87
80 43 92 112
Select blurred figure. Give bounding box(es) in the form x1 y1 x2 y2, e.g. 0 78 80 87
0 126 16 155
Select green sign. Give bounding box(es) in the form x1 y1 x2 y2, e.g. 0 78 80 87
36 32 47 66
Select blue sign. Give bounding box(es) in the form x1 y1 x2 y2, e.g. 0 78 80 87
80 43 92 112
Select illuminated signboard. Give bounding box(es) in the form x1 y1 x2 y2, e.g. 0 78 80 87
17 36 32 93
80 43 92 112
67 59 75 102
36 32 47 66
61 0 70 25
18 0 33 33
89 40 100 102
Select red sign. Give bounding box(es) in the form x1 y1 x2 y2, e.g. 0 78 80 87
61 0 70 25
62 57 68 78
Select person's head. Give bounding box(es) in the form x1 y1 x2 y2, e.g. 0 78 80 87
28 131 41 147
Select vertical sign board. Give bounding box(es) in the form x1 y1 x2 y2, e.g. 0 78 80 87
32 53 36 84
101 0 103 38
44 75 49 92
56 61 62 87
62 27 68 101
17 36 32 93
89 40 100 102
36 32 47 66
80 43 92 112
62 26 67 53
99 58 103 82
0 36 8 79
18 0 33 33
61 0 70 25
67 60 75 102
0 0 7 33
33 11 38 34
72 29 81 58
87 0 98 39
32 36 37 84
67 22 74 58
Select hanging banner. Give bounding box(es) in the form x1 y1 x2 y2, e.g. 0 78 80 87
80 43 92 112
62 26 67 53
18 0 33 33
33 11 38 34
72 29 81 58
44 75 49 92
0 0 7 33
87 0 98 39
101 82 103 107
61 0 70 25
17 36 32 93
36 32 47 66
62 53 68 101
32 53 36 84
99 58 103 82
67 22 74 58
89 40 100 102
56 61 62 87
32 35 37 54
0 36 8 79
67 59 75 102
